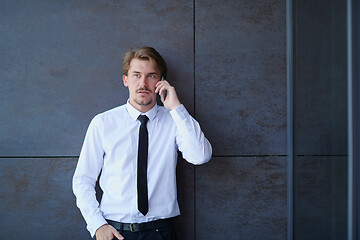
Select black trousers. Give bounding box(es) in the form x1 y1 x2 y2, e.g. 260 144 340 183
109 220 177 240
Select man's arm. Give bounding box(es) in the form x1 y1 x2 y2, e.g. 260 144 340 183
72 116 108 237
155 80 212 164
171 105 212 164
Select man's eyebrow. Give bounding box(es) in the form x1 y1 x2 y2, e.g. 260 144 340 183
130 71 159 75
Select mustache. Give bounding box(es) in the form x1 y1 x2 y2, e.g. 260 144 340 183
136 87 152 93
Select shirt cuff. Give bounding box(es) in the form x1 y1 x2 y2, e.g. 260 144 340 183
170 104 189 123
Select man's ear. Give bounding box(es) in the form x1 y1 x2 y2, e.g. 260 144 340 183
123 75 128 87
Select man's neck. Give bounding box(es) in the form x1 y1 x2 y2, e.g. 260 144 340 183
129 100 156 113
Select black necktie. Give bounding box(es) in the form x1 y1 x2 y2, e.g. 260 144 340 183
137 115 149 215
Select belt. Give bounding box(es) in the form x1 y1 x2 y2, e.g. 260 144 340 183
106 219 172 232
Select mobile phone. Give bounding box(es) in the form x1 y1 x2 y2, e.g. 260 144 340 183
160 76 167 103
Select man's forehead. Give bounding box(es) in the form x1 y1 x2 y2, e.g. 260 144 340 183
129 58 159 73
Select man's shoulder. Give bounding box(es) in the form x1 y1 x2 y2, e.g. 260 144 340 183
101 104 126 115
93 104 127 122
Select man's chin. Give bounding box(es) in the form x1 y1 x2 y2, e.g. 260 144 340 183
134 99 153 106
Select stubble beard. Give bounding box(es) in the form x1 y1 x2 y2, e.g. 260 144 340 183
133 87 154 107
134 98 153 106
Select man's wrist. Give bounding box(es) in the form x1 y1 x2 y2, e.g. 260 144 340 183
90 217 108 237
96 223 108 233
170 104 189 122
169 102 181 110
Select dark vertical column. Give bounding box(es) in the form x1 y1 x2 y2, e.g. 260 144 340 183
348 0 360 239
287 0 294 239
294 0 348 239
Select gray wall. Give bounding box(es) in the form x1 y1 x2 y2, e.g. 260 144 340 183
194 0 286 239
0 1 287 239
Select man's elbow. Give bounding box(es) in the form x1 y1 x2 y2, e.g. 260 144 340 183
191 146 212 165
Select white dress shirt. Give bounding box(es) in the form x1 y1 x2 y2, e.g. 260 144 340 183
72 101 212 237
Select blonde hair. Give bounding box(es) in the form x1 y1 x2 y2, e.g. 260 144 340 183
122 47 167 78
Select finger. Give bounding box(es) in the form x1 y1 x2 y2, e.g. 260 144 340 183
155 83 167 94
162 85 173 98
113 229 124 240
155 82 162 93
156 79 169 88
155 80 162 88
160 79 168 84
159 86 167 96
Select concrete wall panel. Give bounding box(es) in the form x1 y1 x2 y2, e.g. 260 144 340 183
196 157 287 240
195 0 286 155
1 1 289 239
0 0 194 156
174 159 195 240
0 158 91 239
0 157 197 239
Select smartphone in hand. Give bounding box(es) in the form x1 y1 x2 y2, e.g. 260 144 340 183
160 76 167 103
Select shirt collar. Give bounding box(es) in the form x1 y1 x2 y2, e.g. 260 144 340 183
125 100 158 122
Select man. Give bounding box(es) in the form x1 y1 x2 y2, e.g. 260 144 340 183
73 47 212 240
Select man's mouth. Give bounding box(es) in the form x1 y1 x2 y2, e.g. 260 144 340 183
136 88 151 94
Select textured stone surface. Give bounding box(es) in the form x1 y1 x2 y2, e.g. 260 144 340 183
174 158 196 240
195 0 287 155
0 158 91 239
0 1 290 239
0 157 197 240
0 0 194 156
196 157 287 240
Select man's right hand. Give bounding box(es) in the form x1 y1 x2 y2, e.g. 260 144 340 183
95 224 124 240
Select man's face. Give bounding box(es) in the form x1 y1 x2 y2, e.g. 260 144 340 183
123 58 161 112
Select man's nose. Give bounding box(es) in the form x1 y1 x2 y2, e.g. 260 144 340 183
139 76 147 86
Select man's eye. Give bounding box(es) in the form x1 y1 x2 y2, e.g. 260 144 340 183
134 74 141 78
148 75 156 78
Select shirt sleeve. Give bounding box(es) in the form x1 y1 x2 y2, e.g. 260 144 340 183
72 115 108 237
170 104 212 165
